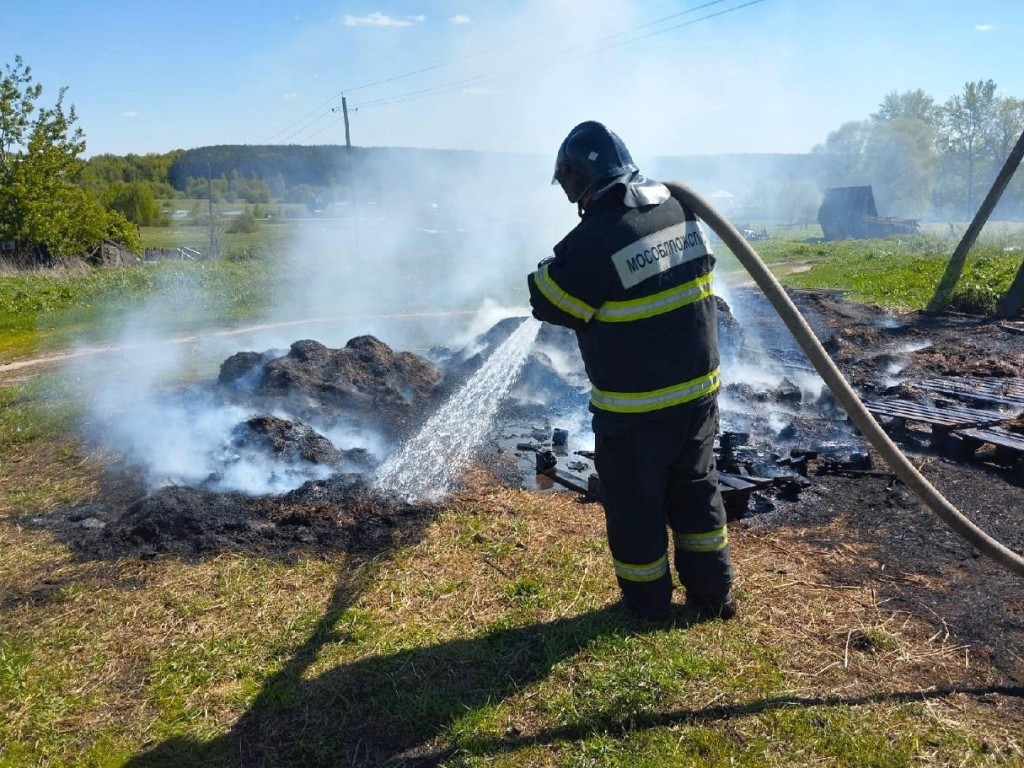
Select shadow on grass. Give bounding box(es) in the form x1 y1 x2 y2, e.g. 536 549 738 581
122 575 708 768
413 683 1024 765
120 563 1024 768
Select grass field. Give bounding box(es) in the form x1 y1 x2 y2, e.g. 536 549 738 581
1 228 1023 766
715 233 1023 313
1 443 1019 766
0 259 276 361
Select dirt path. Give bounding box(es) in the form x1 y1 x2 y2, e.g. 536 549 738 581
0 310 480 382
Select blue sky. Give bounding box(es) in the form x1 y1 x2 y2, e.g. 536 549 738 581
6 0 1024 158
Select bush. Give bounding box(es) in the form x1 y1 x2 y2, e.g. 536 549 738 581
945 283 999 314
225 210 258 234
103 181 164 226
104 210 142 253
223 244 270 262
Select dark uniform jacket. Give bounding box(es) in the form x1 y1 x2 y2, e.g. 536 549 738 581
527 184 719 424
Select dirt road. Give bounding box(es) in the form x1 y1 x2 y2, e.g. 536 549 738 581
0 310 481 381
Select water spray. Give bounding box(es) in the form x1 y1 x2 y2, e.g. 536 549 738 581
665 182 1024 578
373 317 541 501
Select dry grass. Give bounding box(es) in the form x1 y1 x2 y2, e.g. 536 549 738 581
2 454 1023 765
0 435 99 516
0 258 95 277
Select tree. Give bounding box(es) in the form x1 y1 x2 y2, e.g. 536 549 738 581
937 79 999 216
861 118 936 217
987 97 1024 218
0 55 137 259
872 89 938 126
104 181 164 226
989 97 1024 161
812 121 871 189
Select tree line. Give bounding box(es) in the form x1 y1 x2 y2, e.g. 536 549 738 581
814 81 1024 219
2 50 1023 263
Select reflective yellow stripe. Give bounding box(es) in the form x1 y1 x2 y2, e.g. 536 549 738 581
533 264 596 322
595 273 713 323
675 526 729 553
613 554 668 582
591 368 720 414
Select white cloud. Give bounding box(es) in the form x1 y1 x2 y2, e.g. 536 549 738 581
283 92 299 100
121 111 138 118
344 12 424 27
450 14 472 25
975 23 995 31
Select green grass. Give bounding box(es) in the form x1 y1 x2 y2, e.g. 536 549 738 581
779 244 1021 312
2 227 1023 766
139 219 298 254
0 259 277 360
713 234 1023 312
0 387 1019 766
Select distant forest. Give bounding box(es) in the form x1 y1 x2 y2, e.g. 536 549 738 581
79 81 1024 227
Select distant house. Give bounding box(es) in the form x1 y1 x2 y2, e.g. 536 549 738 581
87 239 136 267
818 186 919 240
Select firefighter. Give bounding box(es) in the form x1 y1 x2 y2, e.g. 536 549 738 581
527 121 734 621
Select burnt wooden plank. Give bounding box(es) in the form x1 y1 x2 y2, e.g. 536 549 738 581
717 472 774 491
559 469 763 515
917 376 1024 410
541 468 595 497
956 426 1024 454
717 473 756 491
863 399 1007 428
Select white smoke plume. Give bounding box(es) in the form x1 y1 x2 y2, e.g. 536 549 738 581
63 1 828 497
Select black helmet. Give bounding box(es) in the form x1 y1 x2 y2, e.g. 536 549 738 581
552 121 638 203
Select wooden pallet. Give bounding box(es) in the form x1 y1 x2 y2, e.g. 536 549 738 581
954 425 1024 464
718 472 775 521
546 468 773 521
862 399 1008 447
917 376 1024 411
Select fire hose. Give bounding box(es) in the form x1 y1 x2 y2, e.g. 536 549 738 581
664 181 1024 578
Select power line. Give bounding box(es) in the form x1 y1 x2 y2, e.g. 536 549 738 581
350 1 764 112
262 28 561 143
287 0 766 146
298 114 347 144
275 109 334 144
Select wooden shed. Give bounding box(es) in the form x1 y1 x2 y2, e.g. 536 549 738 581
818 186 919 241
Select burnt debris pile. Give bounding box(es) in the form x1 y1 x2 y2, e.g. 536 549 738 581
38 288 1024 560
42 322 587 559
220 335 443 436
525 287 1024 521
62 476 438 561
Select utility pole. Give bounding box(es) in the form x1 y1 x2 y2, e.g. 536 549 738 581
342 95 351 148
332 96 352 149
995 128 1024 318
928 126 1024 315
332 96 359 247
207 163 216 259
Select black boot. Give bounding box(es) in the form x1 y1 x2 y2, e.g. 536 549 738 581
683 594 736 621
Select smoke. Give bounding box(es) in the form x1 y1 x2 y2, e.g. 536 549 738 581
881 339 933 388
66 155 572 498
63 1 834 499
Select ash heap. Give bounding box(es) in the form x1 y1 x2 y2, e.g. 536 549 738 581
42 287 1024 561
